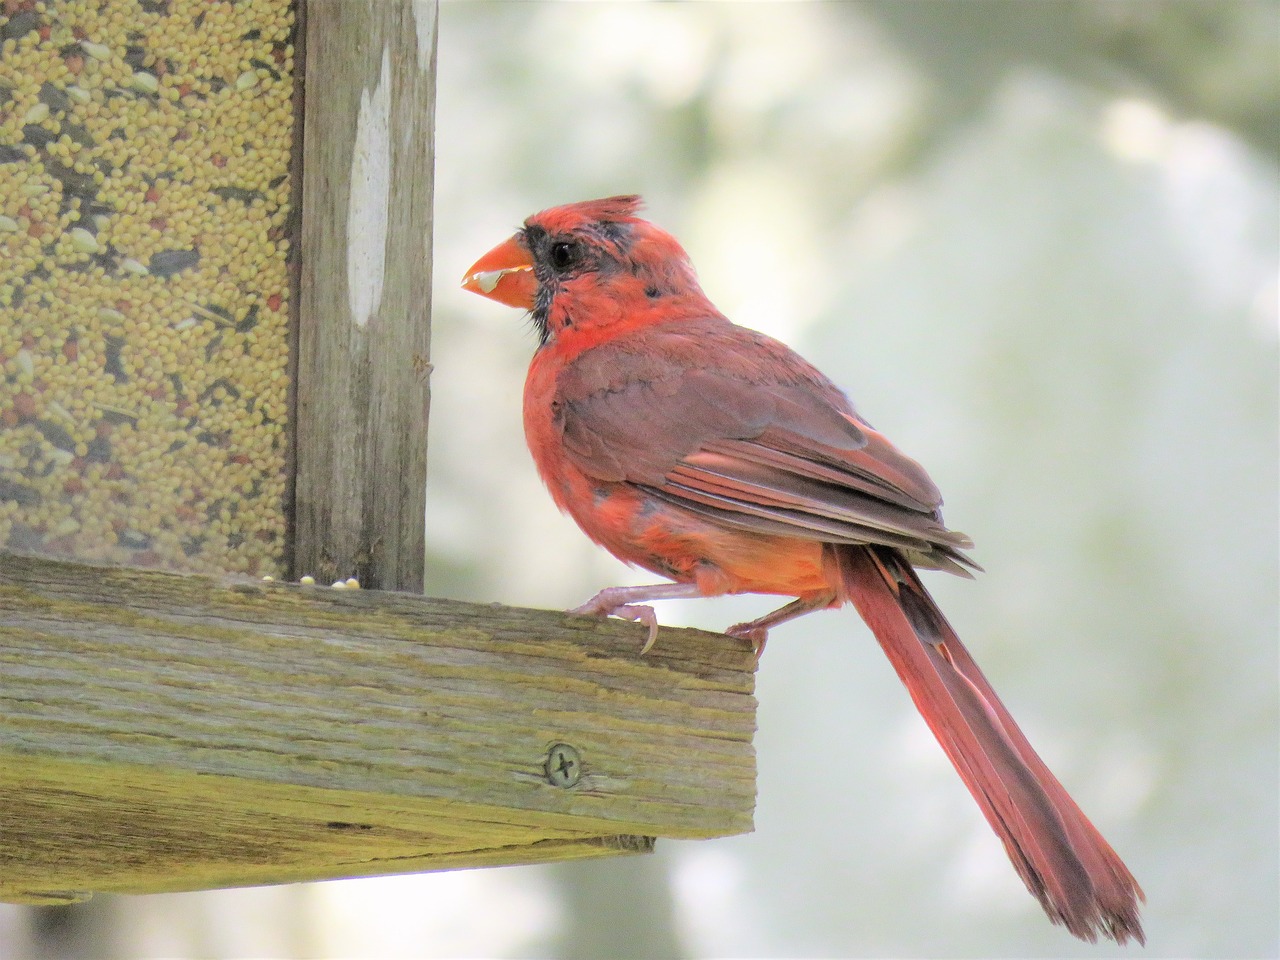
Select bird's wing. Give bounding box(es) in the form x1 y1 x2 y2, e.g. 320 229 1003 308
553 320 975 571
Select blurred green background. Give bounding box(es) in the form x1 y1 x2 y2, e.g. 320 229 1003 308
4 1 1276 957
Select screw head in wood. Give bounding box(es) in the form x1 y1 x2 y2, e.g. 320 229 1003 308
544 743 581 787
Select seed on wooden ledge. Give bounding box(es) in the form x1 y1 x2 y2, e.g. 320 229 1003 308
299 575 315 586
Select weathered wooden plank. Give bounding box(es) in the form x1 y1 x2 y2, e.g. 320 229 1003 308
294 0 437 591
0 755 653 905
0 553 756 903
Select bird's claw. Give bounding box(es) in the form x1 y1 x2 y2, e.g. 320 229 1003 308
570 596 661 654
726 622 769 659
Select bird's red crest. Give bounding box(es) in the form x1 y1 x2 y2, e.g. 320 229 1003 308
527 195 644 232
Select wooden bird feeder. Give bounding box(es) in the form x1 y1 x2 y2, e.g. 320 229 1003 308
0 0 756 906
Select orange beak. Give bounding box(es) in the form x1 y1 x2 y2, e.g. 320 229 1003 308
461 235 537 309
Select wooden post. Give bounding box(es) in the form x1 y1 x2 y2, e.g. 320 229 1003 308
294 0 437 591
0 554 757 905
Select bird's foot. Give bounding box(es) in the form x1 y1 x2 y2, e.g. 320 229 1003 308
725 594 836 659
570 582 707 655
725 621 769 659
571 589 662 654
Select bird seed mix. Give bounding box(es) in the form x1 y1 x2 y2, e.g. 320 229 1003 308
0 0 295 576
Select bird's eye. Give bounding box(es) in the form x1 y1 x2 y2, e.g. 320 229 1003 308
548 240 579 272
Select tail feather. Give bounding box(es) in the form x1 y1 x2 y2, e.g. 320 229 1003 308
839 545 1145 944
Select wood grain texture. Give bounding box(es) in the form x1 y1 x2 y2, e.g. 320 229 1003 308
294 0 437 590
0 553 756 903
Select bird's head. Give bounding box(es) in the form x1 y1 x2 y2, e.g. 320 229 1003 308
462 195 713 345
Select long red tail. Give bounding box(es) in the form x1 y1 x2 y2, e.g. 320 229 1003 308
839 546 1145 944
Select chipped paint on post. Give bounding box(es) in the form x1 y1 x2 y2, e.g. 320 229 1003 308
347 50 392 329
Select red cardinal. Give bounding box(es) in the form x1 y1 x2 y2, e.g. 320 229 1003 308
462 195 1144 944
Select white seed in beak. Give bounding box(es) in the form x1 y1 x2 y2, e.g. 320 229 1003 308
469 264 531 294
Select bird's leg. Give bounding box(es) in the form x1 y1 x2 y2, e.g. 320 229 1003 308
571 582 706 654
726 593 837 658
